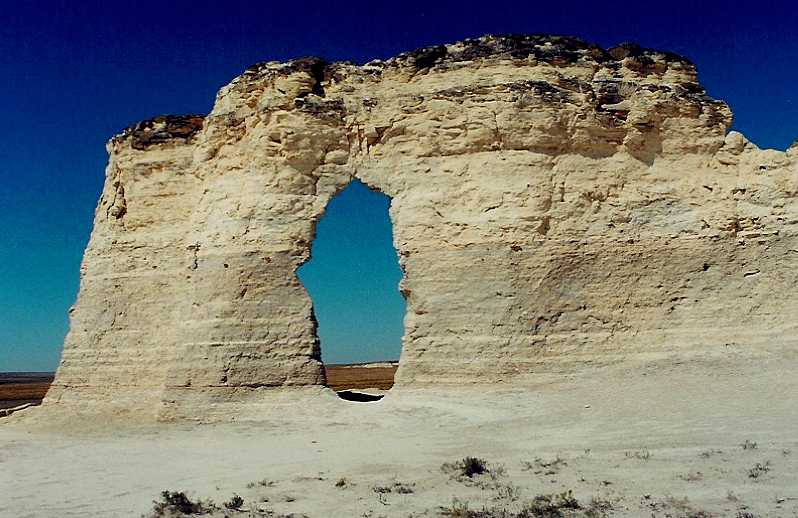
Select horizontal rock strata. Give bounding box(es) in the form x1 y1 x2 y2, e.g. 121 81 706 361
42 34 797 420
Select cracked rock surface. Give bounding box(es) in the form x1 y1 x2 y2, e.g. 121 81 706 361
41 34 798 420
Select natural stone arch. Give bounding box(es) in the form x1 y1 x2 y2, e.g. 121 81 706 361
41 35 798 420
296 178 406 374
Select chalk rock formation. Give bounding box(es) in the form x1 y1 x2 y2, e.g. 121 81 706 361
43 35 797 420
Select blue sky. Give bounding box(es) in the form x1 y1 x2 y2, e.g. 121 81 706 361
298 181 405 364
1 0 796 371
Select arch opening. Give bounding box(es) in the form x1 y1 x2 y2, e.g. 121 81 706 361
297 179 406 401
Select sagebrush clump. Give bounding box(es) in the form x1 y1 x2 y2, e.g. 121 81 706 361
149 490 216 516
442 457 489 479
439 490 591 517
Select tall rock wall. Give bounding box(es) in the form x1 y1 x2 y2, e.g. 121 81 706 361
43 35 798 419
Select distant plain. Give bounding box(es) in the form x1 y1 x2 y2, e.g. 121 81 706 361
0 364 398 411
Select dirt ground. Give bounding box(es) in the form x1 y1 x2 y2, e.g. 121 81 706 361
2 357 797 518
324 363 398 392
0 366 395 411
0 373 53 410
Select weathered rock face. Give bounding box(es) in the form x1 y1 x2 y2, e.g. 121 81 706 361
44 35 797 419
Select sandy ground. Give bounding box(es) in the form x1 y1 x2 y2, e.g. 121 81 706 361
2 358 797 518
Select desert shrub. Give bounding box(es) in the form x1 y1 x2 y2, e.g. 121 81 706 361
741 440 758 450
521 490 581 517
150 490 216 516
335 477 350 488
443 457 511 492
393 482 415 494
624 449 651 460
438 499 474 517
748 461 771 479
493 483 520 502
462 457 488 477
373 481 415 495
649 495 714 518
439 490 590 517
438 499 510 518
442 457 488 479
522 456 567 475
223 494 244 510
583 497 613 518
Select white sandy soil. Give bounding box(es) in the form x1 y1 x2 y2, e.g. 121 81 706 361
2 358 797 517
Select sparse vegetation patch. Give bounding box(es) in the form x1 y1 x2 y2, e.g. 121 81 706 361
747 461 771 479
624 449 652 460
698 449 723 458
642 495 715 518
223 494 244 510
438 490 602 518
680 471 703 482
149 490 217 516
525 491 581 517
522 456 568 475
442 457 512 492
372 481 415 494
442 457 490 478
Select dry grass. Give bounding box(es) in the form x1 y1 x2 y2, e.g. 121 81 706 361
0 373 53 410
0 365 397 410
323 363 397 391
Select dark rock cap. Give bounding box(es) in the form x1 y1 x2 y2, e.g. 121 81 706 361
110 34 698 148
112 115 205 150
390 34 694 70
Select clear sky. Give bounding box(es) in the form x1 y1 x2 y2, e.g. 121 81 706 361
1 0 796 371
298 181 405 364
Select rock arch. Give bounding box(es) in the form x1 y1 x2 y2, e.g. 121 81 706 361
43 35 798 420
296 178 405 370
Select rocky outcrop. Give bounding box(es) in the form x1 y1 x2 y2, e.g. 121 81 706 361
113 115 205 150
42 34 797 420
